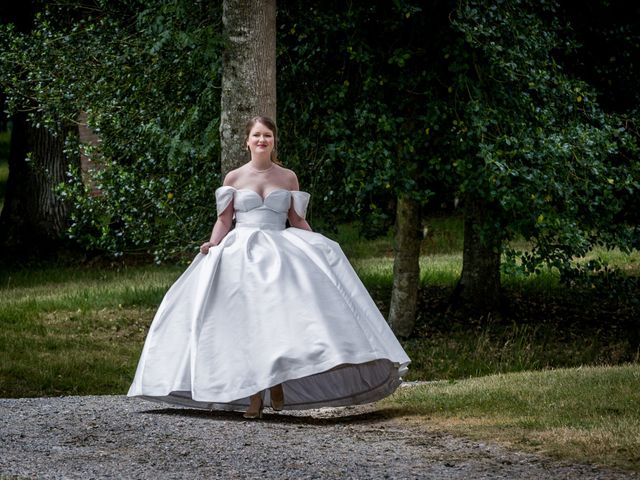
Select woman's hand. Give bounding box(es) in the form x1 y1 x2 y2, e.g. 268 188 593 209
200 241 214 254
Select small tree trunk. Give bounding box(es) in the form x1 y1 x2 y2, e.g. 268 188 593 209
455 199 502 314
78 111 102 197
220 0 276 175
388 195 422 337
0 112 78 257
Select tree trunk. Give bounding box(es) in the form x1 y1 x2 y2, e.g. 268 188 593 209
0 111 78 257
454 199 502 314
388 195 422 338
78 111 102 197
220 0 277 175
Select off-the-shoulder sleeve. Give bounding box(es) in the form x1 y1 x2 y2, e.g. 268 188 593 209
291 191 311 219
215 186 235 216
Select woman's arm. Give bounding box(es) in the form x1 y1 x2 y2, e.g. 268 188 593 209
200 203 234 254
200 172 237 254
287 172 312 231
288 208 312 231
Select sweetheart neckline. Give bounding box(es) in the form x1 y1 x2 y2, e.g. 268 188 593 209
216 186 310 204
236 188 290 201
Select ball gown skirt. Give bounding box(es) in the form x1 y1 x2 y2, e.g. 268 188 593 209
127 186 410 411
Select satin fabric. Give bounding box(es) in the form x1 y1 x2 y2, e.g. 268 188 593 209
128 187 410 411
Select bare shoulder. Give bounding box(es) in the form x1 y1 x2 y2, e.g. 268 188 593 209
222 166 244 187
276 165 300 190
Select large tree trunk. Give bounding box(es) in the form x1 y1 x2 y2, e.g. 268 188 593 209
388 195 422 337
220 0 276 175
454 199 502 314
0 111 78 257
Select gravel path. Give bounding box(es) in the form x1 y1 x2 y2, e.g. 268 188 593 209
1 394 637 479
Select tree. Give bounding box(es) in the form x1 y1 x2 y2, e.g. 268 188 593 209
388 195 422 337
0 0 281 261
2 0 636 316
278 0 638 322
0 113 77 254
220 0 276 174
278 1 454 335
0 1 78 259
1 1 226 261
454 198 502 313
448 0 639 311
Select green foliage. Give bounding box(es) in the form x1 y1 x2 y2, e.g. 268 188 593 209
558 1 640 113
446 0 640 278
278 1 453 236
0 1 224 261
1 0 638 274
279 0 640 283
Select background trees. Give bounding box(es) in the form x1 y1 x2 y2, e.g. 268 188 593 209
277 1 455 335
277 0 639 329
447 0 639 313
0 0 637 329
1 1 225 261
0 1 79 257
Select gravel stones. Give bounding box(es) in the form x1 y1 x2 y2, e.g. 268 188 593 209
0 395 637 479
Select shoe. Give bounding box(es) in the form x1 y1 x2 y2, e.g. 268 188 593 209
243 393 264 419
270 384 284 411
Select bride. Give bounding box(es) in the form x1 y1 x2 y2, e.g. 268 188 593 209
128 116 410 419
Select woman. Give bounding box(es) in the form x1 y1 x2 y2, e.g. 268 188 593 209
128 116 410 419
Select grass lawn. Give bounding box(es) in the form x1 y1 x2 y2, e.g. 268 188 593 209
382 364 640 472
0 265 181 397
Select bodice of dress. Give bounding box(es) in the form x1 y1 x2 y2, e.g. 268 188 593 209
215 186 310 230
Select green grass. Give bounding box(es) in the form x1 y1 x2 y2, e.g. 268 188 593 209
0 265 182 397
421 214 465 253
1 244 637 397
383 364 640 471
352 254 463 289
1 265 181 308
401 322 637 381
328 223 640 382
332 216 465 257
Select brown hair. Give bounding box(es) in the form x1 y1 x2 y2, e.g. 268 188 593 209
244 115 281 164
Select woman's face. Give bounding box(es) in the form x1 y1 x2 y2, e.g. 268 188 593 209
247 121 275 157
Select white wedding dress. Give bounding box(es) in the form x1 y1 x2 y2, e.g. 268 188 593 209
128 186 410 411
